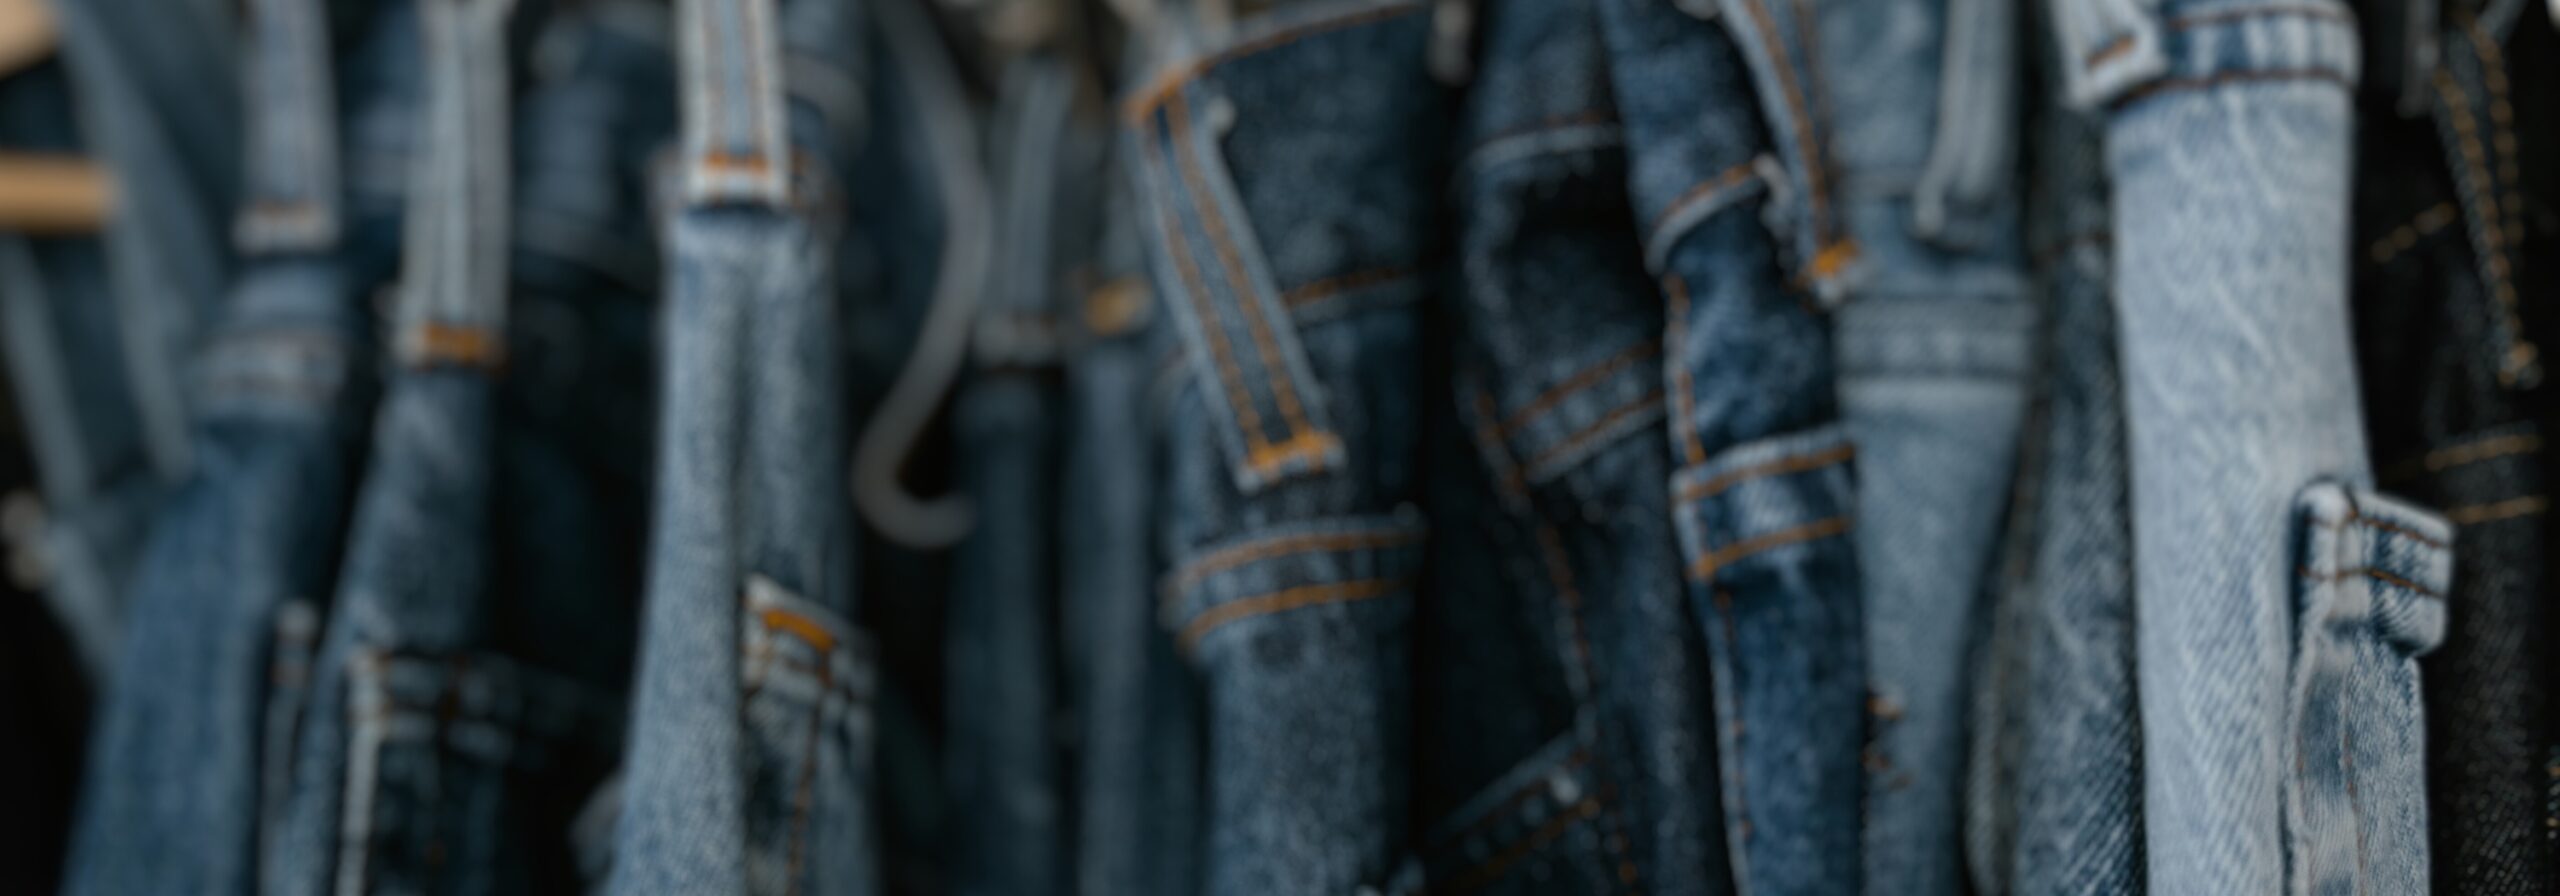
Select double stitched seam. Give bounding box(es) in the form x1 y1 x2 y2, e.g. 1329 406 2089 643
1145 118 1275 465
2296 565 2444 598
2366 202 2459 263
2469 22 2523 243
1647 160 1762 244
2086 35 2136 66
1463 385 1644 891
1711 589 1753 850
1171 89 1334 470
747 601 843 896
1499 342 1663 437
1162 526 1425 599
2380 431 2540 481
1121 2 1423 122
1522 391 1665 474
1177 578 1404 650
2435 69 2535 381
1423 749 1592 855
1665 276 1707 466
1677 442 1852 503
1735 0 1850 270
1282 266 1414 307
1436 797 1606 894
1687 515 1851 580
2325 513 2448 551
2443 494 2547 525
2086 2 2356 66
2114 69 2352 109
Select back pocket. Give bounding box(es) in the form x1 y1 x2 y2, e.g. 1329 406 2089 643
2284 482 2450 896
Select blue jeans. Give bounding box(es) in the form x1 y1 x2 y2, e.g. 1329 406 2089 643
2054 0 2449 889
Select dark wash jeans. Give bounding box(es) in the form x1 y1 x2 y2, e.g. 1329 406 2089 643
2352 1 2560 891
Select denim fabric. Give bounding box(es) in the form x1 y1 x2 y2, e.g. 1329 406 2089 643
1128 2 1440 889
1962 26 2144 894
0 62 166 678
607 0 878 890
61 0 396 889
1797 0 2034 887
944 54 1100 896
2050 0 2449 889
51 0 244 478
1069 152 1200 896
1599 0 1866 892
2350 2 2559 890
1411 0 1724 890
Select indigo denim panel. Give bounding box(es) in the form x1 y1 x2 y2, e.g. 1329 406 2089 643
1599 0 1864 892
1963 40 2143 895
2052 0 2444 889
52 0 244 474
62 0 391 889
1129 3 1443 889
2350 7 2560 890
1415 0 1733 888
1801 0 2033 887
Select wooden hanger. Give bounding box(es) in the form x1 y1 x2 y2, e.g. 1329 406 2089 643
0 153 107 234
0 0 54 76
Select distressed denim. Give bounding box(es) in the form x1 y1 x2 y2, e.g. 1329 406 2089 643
1795 0 2034 887
61 0 396 890
2351 2 2559 891
1601 0 1866 892
1129 2 1439 889
606 0 878 890
1962 21 2143 892
2051 0 2449 890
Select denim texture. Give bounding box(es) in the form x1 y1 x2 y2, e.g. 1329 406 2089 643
2351 2 2560 891
2051 0 2450 889
1793 0 2034 888
1603 0 1867 892
1129 2 1440 889
607 0 878 889
1963 20 2144 893
61 0 398 889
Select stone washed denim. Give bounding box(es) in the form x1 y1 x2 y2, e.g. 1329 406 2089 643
2351 1 2559 891
1601 0 1866 891
606 0 878 890
2051 0 2452 890
1128 2 1439 889
1796 0 2034 888
61 0 400 889
1962 20 2144 894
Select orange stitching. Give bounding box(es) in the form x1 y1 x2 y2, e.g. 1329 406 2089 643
1711 589 1752 853
1145 127 1275 460
2335 512 2449 552
1121 3 1424 123
1423 749 1591 852
760 606 840 652
2365 202 2458 264
784 641 829 895
700 149 773 176
2296 565 2443 599
1468 386 1531 502
2114 68 2351 108
1666 276 1707 467
2085 34 2135 66
2434 69 2538 383
1171 89 1329 459
1438 797 1602 893
406 322 504 368
1688 516 1851 581
2381 432 2541 482
2164 4 2353 31
1647 160 1761 238
1177 578 1405 649
1498 342 1663 437
1737 0 1836 256
1164 526 1425 598
1281 266 1413 307
1677 442 1853 503
2468 22 2523 239
1521 390 1666 474
2444 495 2547 525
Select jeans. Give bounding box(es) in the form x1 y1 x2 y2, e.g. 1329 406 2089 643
1963 19 2143 891
2052 0 2448 889
606 0 877 890
1130 2 1440 888
62 0 398 889
2351 2 2559 891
